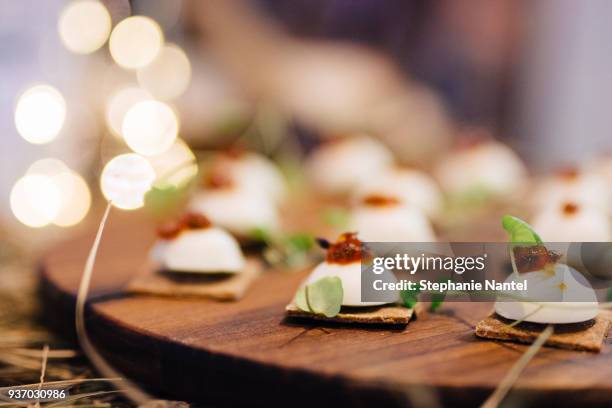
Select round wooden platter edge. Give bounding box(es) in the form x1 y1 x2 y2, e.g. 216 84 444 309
37 213 612 407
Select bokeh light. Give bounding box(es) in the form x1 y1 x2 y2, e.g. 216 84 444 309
26 158 70 176
122 100 178 156
105 86 152 137
24 159 92 227
109 16 163 70
15 85 66 144
10 175 61 228
51 172 92 227
147 139 198 188
137 44 191 100
58 0 111 54
100 153 156 210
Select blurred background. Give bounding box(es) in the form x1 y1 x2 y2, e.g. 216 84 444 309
2 1 612 403
2 0 612 243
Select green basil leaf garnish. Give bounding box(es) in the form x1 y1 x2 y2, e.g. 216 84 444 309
285 233 315 252
252 229 316 268
429 279 451 311
502 215 542 244
294 286 310 312
249 227 273 243
322 206 351 228
294 276 343 318
400 287 421 308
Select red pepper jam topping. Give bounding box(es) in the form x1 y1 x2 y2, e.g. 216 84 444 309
202 168 233 189
562 202 579 216
157 222 183 240
181 212 211 229
455 127 489 150
222 145 247 160
362 194 400 207
325 232 366 264
557 166 579 181
513 245 562 273
323 134 348 144
157 212 211 240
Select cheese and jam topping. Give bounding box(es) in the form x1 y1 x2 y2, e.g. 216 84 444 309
301 233 398 307
351 196 436 242
361 194 400 208
512 245 561 273
157 212 212 240
190 189 279 237
532 201 611 242
324 232 366 264
190 150 283 236
434 139 527 197
306 136 393 195
204 149 286 202
151 212 245 274
533 167 611 213
354 168 442 218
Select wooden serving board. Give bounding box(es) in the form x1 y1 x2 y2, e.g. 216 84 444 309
39 212 612 408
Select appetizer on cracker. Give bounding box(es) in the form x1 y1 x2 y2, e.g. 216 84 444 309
206 148 287 203
435 138 527 199
286 232 414 324
129 212 261 300
354 167 443 219
306 135 393 196
531 201 611 242
350 194 436 242
475 215 610 352
532 166 610 214
190 158 280 240
150 212 245 274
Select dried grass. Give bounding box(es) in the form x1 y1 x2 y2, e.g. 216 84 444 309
0 242 132 407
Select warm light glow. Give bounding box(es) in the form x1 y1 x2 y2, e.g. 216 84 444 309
58 0 111 54
54 173 91 227
27 157 70 176
53 172 92 227
15 85 66 144
147 139 198 188
10 175 61 227
137 44 191 100
100 153 156 210
122 100 178 156
109 16 163 70
25 159 92 227
105 86 152 137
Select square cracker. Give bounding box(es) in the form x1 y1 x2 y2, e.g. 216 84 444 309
127 258 262 301
475 311 612 352
285 303 414 324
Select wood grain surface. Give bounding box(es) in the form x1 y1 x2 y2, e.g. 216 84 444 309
39 211 612 407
